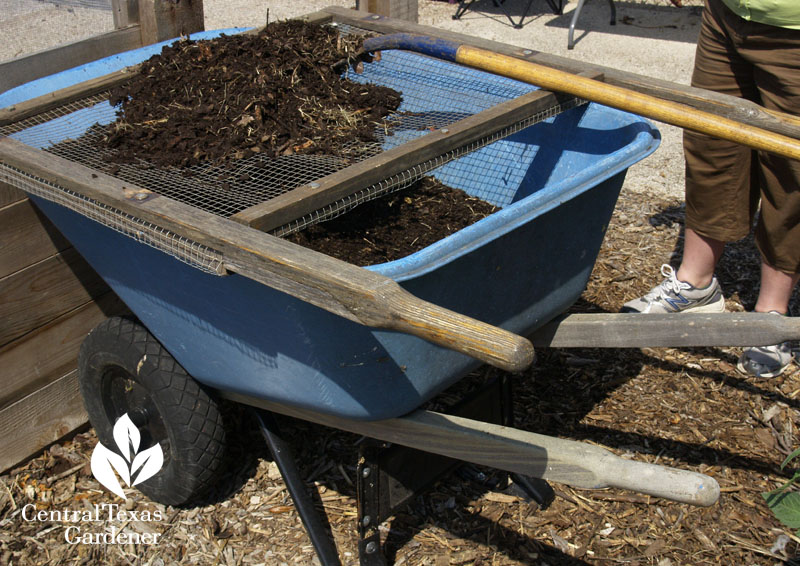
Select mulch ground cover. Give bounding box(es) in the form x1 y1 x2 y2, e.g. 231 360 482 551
4 16 800 566
3 189 800 565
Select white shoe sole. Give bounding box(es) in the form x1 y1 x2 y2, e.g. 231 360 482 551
679 299 726 314
736 358 790 379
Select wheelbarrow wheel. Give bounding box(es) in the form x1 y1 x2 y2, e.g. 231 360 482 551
78 316 226 506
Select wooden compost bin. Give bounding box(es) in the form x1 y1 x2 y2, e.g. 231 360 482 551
0 183 126 472
0 0 204 473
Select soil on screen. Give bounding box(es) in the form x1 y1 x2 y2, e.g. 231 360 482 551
96 20 496 263
103 20 400 167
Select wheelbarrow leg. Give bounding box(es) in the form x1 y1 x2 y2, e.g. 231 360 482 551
253 409 343 566
352 376 555 565
357 444 389 566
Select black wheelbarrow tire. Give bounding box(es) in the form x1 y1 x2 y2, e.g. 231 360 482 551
78 316 227 507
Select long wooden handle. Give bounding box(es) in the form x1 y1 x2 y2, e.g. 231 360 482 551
531 312 800 348
0 67 139 127
323 6 800 139
0 137 534 372
362 34 800 161
229 393 720 507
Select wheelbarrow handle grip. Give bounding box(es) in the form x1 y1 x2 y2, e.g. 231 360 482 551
373 282 535 373
531 312 800 348
233 396 721 508
361 34 800 161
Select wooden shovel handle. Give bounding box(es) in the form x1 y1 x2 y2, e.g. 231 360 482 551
362 34 800 161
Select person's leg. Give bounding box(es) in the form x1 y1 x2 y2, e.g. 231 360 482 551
733 7 800 376
683 1 760 246
680 0 758 286
749 35 800 313
676 229 725 289
755 262 800 314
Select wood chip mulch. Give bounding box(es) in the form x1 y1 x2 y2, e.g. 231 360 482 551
2 190 800 565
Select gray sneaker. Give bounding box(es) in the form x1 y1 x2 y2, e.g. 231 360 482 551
737 312 794 378
621 264 725 314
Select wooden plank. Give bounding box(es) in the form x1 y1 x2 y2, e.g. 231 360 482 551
0 67 139 127
230 393 720 507
0 183 25 208
0 292 125 409
0 26 142 95
321 6 800 141
0 138 534 372
0 198 71 278
0 370 87 474
529 312 800 348
300 11 336 25
138 0 204 45
0 247 111 347
231 87 581 232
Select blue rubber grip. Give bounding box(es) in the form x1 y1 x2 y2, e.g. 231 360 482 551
361 33 460 62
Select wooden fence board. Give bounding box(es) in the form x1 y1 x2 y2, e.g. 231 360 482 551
0 292 125 409
0 248 111 348
138 0 204 45
0 199 71 279
0 26 142 95
0 370 88 473
357 0 418 22
0 183 25 208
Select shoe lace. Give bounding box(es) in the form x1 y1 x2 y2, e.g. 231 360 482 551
644 264 691 301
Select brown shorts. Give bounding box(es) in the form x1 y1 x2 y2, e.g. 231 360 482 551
684 0 800 273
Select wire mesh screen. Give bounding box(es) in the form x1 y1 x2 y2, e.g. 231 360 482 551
1 23 585 266
0 161 226 274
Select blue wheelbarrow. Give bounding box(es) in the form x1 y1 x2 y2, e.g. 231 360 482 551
0 18 733 566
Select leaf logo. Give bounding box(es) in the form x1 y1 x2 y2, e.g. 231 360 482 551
90 414 164 499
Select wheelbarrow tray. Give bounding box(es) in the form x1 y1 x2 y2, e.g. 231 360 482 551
0 25 658 421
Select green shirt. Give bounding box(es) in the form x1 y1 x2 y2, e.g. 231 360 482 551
721 0 800 29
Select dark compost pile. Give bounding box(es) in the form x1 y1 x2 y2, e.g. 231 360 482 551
101 20 402 168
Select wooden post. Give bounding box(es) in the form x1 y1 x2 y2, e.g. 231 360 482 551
356 0 418 23
112 0 140 29
138 0 205 45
